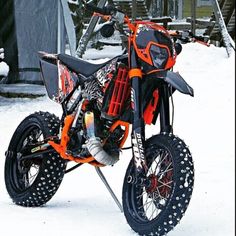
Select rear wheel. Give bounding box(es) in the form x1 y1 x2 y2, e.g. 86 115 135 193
4 112 67 207
122 133 194 236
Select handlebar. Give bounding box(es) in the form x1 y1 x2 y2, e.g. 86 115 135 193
83 1 209 47
171 30 210 46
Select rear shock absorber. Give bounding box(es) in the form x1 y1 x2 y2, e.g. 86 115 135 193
72 98 85 128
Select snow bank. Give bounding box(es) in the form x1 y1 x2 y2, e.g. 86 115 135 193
0 43 235 236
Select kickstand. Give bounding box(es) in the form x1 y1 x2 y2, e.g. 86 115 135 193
95 167 123 213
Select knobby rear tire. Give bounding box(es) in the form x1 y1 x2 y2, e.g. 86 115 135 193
4 111 67 207
122 133 194 236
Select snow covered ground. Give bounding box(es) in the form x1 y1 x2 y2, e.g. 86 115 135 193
0 43 235 236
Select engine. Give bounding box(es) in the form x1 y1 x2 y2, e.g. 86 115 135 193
66 58 130 165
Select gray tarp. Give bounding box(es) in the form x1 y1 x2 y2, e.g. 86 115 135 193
0 0 19 83
14 0 63 83
1 0 76 84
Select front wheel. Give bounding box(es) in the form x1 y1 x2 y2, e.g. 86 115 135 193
122 133 194 236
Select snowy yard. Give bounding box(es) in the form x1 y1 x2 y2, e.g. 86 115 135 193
0 43 235 236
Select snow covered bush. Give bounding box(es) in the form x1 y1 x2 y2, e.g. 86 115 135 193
0 48 9 80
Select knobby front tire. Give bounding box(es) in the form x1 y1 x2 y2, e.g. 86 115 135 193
122 133 194 236
4 112 67 207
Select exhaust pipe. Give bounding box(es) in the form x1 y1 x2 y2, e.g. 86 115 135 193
84 112 119 166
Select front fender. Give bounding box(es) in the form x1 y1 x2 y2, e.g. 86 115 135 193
159 71 194 96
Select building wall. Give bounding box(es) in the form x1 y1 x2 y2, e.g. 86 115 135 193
154 0 213 18
197 0 212 6
183 0 213 17
0 0 19 83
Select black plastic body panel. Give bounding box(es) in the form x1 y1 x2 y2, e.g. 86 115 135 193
39 59 59 101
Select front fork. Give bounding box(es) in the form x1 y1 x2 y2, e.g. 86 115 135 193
129 48 147 177
130 48 172 179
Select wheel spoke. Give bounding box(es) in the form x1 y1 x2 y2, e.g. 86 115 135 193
159 151 169 166
158 167 173 176
141 193 151 208
23 174 29 188
150 197 155 219
137 190 147 199
149 203 158 220
153 159 160 175
155 187 168 202
139 150 173 220
141 198 153 212
35 130 43 141
158 180 173 189
152 151 168 175
27 165 39 185
159 162 172 176
16 126 43 190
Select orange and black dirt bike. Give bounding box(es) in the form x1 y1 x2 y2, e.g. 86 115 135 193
4 2 208 236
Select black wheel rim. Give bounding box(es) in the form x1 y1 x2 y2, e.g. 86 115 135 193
127 147 174 223
11 124 44 193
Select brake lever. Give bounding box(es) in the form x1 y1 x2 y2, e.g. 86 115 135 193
174 30 210 47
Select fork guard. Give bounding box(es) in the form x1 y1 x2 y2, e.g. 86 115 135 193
159 71 194 97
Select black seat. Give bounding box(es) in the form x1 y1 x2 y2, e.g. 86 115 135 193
58 54 116 77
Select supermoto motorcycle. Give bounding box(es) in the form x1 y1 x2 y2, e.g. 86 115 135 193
4 2 204 236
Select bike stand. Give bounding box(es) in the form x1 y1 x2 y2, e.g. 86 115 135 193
95 167 123 213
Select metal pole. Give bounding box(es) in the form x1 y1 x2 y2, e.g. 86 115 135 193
163 0 168 16
159 0 163 17
60 0 77 56
57 1 61 54
173 0 176 18
76 0 107 57
152 0 158 18
132 0 137 21
210 0 235 57
163 0 169 28
178 0 183 19
95 167 123 213
191 0 197 35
